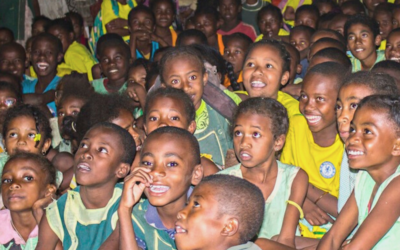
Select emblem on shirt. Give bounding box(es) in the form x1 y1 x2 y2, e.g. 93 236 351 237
319 161 336 179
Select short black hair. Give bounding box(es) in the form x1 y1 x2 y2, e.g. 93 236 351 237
32 33 63 56
194 6 220 23
159 46 205 84
96 33 131 59
130 58 150 75
128 5 156 25
3 104 52 145
344 14 380 40
374 2 392 16
342 71 398 95
296 5 320 19
191 44 226 83
387 27 400 41
5 152 57 186
224 32 253 49
58 73 93 108
340 0 365 14
312 48 351 69
311 29 346 46
32 16 51 29
290 25 316 39
197 175 264 244
150 0 176 14
307 62 349 91
217 0 242 6
76 94 135 143
0 27 15 41
233 97 289 139
0 42 26 61
46 18 74 34
88 122 136 165
144 87 195 123
311 37 347 52
176 29 208 46
245 39 290 73
258 5 283 23
357 95 400 136
372 60 400 74
318 12 338 29
144 126 201 165
0 81 22 103
65 11 84 27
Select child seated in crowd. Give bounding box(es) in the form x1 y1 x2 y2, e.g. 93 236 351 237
385 28 400 63
150 0 178 46
0 42 27 83
295 5 320 29
0 27 14 46
256 5 290 41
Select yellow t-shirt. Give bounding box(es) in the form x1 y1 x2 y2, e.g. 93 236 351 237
378 39 386 51
102 0 136 42
29 63 73 78
282 0 312 27
280 114 344 197
64 41 97 81
255 29 290 42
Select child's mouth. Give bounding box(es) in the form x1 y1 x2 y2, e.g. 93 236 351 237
77 163 91 172
175 225 187 233
354 48 365 53
37 62 49 70
347 150 364 156
108 69 119 74
305 115 321 124
239 151 252 161
250 81 266 88
149 185 170 194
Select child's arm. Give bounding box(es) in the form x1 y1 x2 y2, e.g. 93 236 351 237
105 18 130 37
150 33 170 48
35 215 61 250
340 176 400 249
317 191 359 250
23 90 56 106
307 185 338 217
126 82 147 110
303 198 334 226
276 169 308 248
255 238 295 250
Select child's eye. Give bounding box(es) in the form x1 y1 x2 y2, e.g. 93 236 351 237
115 56 122 60
266 64 273 69
171 79 180 85
28 133 36 139
361 33 368 38
8 132 17 138
350 103 358 109
149 116 158 121
364 128 372 135
245 62 254 67
189 75 197 81
71 111 79 116
335 104 342 111
348 35 354 41
252 132 261 138
23 176 34 181
171 116 180 121
290 41 296 45
141 161 152 167
193 201 200 208
234 130 242 137
80 142 88 148
349 126 356 133
235 50 241 54
167 162 178 167
2 178 11 184
316 97 325 102
299 93 307 99
98 147 108 153
59 112 65 117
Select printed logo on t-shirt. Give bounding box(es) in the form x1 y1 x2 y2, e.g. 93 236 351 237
319 161 336 179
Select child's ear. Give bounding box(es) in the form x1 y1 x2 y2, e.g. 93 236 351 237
116 163 130 179
57 52 63 63
221 218 239 237
296 63 303 74
42 138 52 154
187 120 197 134
280 71 290 86
392 138 400 156
203 72 209 86
274 134 286 151
374 34 382 47
190 164 203 185
45 184 57 197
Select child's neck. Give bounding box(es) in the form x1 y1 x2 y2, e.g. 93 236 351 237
80 182 117 209
221 19 240 32
241 156 278 184
36 72 56 93
367 157 400 186
10 210 38 242
155 26 171 39
207 35 219 51
311 123 338 147
156 195 187 229
360 50 378 70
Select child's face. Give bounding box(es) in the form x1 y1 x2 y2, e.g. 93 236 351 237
316 3 333 16
128 65 147 87
4 116 51 156
69 16 83 40
144 96 195 134
385 31 400 62
363 0 385 13
336 84 375 142
178 36 204 46
341 5 360 16
258 11 282 38
129 11 155 40
374 11 393 40
219 0 241 22
223 39 248 74
57 96 85 138
345 105 399 170
140 133 202 207
99 46 130 82
153 0 175 28
47 27 75 53
0 31 13 46
295 11 318 29
299 73 338 135
347 23 381 62
242 45 289 99
31 38 62 78
393 9 400 29
233 112 282 168
110 108 142 151
32 20 47 36
162 56 208 110
175 183 228 250
194 14 218 38
74 126 127 186
328 16 347 36
289 30 311 52
0 47 26 79
1 158 50 212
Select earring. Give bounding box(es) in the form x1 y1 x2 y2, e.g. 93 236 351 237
42 151 46 156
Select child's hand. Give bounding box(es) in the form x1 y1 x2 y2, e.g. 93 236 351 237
303 198 334 226
32 193 56 224
130 30 151 43
120 167 153 211
106 18 128 30
126 81 147 108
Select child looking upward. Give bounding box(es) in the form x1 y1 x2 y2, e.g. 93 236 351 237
36 122 135 250
318 95 400 249
220 98 308 248
344 14 385 72
281 62 348 238
217 0 257 41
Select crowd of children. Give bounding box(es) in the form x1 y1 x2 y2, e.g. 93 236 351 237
1 0 400 249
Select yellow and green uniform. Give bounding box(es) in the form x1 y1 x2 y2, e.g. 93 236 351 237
64 41 97 81
350 50 385 72
281 114 344 238
46 184 122 250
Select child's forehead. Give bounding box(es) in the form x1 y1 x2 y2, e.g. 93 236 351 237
297 10 317 18
0 46 25 58
259 10 280 19
291 30 311 39
226 39 247 49
32 37 58 50
388 31 400 41
144 133 189 153
131 10 155 20
348 23 373 33
195 13 217 22
4 158 42 172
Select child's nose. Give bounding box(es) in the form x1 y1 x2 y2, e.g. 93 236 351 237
9 181 21 190
150 164 166 178
177 207 188 220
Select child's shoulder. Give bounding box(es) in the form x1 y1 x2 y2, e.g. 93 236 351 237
277 91 301 118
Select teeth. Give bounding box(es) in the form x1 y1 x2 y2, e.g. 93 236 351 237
175 226 187 233
109 69 118 73
305 115 321 123
355 48 364 52
37 62 49 69
149 185 170 193
241 152 251 157
251 81 266 88
348 150 364 156
78 164 91 171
